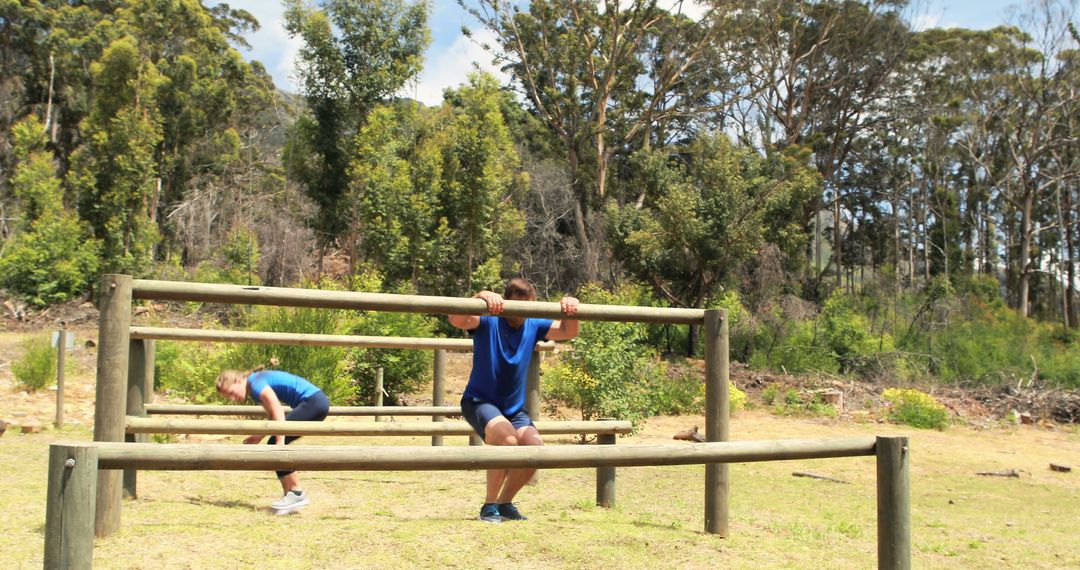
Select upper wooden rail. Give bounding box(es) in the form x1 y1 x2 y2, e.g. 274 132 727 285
131 279 706 325
130 326 555 351
125 417 633 436
144 404 462 417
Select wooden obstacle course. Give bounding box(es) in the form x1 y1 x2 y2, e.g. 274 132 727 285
125 417 633 437
45 436 910 569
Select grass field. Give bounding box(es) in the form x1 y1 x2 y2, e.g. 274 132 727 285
2 410 1077 569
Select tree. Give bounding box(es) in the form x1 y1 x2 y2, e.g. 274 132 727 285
71 36 163 274
608 133 819 354
284 0 429 267
463 0 740 282
0 116 100 304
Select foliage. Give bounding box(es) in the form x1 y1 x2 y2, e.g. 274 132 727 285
772 388 839 419
12 336 56 392
882 388 949 430
343 270 436 405
542 283 665 425
220 289 356 405
193 224 261 286
153 340 222 403
0 118 100 305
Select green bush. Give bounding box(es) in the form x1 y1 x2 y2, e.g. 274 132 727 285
221 300 355 405
12 336 56 391
543 283 658 425
154 340 222 403
343 270 437 405
763 387 838 418
882 388 949 430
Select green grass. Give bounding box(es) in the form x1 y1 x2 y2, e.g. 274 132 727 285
1 414 1078 569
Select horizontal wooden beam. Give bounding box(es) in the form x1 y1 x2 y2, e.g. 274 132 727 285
144 404 462 417
93 437 878 471
129 326 555 352
131 279 705 325
125 417 633 436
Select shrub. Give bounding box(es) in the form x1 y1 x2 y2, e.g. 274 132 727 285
154 340 222 403
343 270 437 405
12 336 56 391
221 301 355 405
882 388 949 430
766 387 838 418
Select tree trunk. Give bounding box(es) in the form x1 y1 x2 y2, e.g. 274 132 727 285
1019 190 1034 318
834 189 842 289
1066 185 1077 328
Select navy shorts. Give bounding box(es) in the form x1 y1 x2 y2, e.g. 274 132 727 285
460 396 534 440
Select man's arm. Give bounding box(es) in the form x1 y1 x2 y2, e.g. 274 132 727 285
545 296 580 341
448 290 503 330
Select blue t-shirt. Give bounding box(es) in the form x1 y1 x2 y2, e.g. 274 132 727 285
247 370 321 408
463 316 553 415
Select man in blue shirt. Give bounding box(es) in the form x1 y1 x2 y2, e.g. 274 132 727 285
449 278 580 523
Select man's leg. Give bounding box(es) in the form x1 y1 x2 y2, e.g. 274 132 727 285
495 425 543 504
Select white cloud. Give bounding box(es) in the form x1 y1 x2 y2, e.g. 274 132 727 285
407 27 511 106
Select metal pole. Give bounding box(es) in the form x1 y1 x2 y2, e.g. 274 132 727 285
876 436 911 570
374 367 384 422
55 324 66 428
94 274 132 537
704 309 730 535
432 349 446 446
45 443 98 569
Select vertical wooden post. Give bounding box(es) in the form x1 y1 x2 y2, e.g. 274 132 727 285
94 274 131 537
55 324 66 428
704 309 730 535
123 339 153 499
876 436 911 570
432 349 446 446
45 442 98 570
374 367 384 422
469 434 482 446
526 352 542 420
596 426 616 508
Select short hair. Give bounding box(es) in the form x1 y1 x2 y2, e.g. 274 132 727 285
503 277 537 300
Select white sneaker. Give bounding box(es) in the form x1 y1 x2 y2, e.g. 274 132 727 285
272 489 309 514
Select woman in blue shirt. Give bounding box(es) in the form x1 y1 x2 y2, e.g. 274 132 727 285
216 367 330 514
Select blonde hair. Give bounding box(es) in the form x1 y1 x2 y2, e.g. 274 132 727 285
216 364 270 393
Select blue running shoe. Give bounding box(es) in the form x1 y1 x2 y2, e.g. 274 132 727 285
479 502 502 523
497 503 528 521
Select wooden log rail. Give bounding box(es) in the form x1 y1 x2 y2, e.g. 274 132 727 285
125 417 633 437
143 404 463 417
130 279 706 324
46 436 909 568
129 326 555 351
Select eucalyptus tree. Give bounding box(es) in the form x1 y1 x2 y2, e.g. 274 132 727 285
732 0 914 289
462 0 744 282
283 0 429 267
952 3 1079 318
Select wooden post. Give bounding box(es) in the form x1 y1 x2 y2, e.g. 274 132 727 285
55 324 66 428
432 349 446 446
876 436 911 570
94 274 132 537
45 443 98 570
374 367 384 422
124 339 153 499
526 352 542 420
704 309 730 535
469 434 482 446
596 424 616 508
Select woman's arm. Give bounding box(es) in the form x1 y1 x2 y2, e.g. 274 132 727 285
244 387 286 445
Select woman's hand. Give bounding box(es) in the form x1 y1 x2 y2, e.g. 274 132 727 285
560 296 579 316
243 435 263 444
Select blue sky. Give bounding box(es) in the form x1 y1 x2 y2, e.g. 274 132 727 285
210 1 1050 105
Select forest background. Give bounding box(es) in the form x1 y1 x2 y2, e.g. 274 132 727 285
1 0 1078 424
